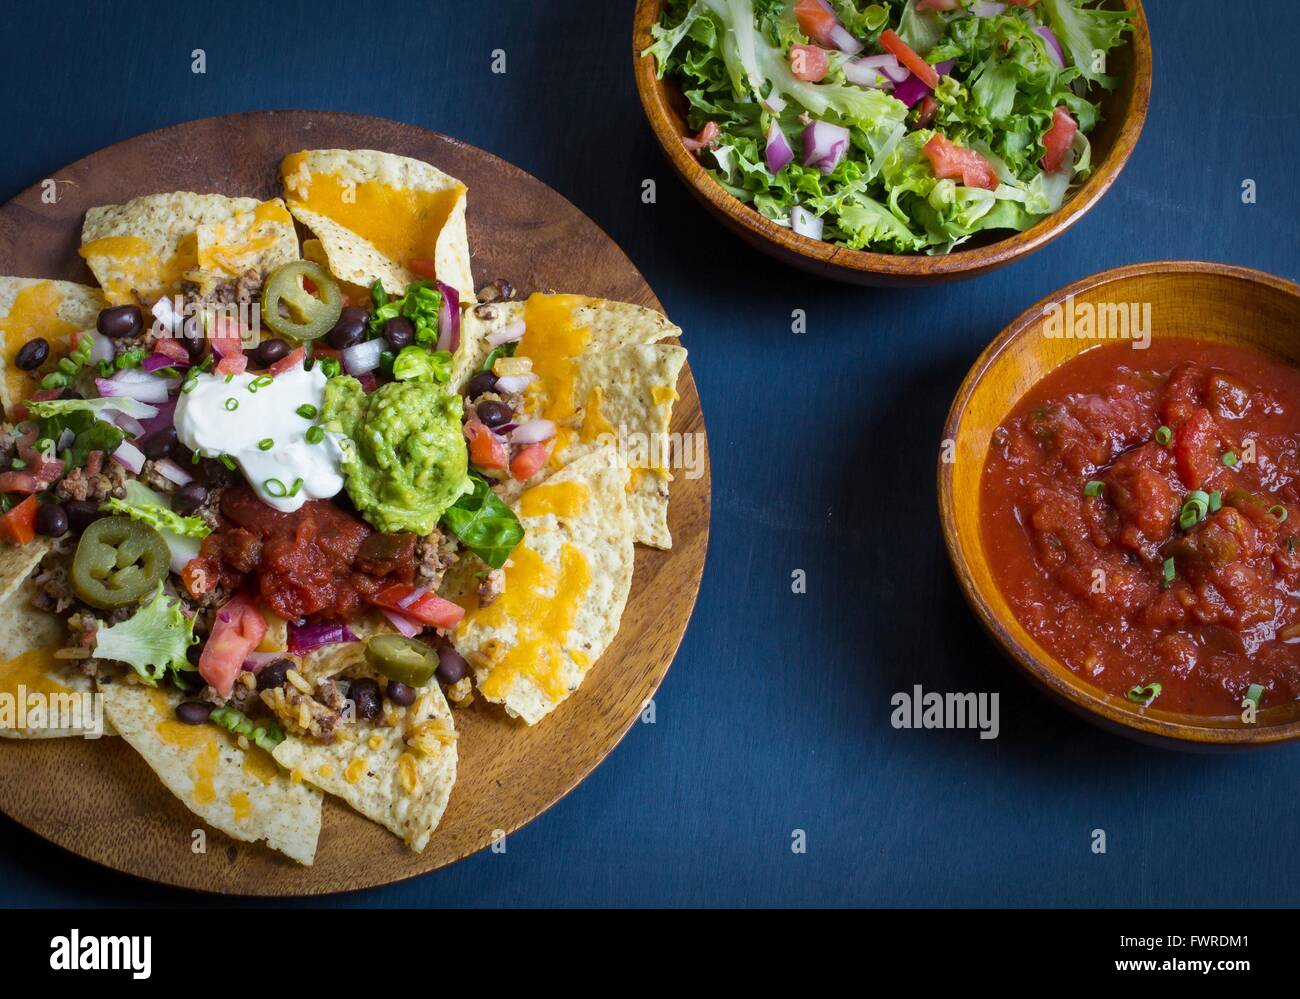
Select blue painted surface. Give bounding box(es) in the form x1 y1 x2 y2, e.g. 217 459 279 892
0 0 1296 908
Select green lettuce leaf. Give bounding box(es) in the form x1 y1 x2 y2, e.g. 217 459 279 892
101 480 210 539
1040 0 1134 89
392 345 452 384
441 473 523 570
93 584 197 685
369 280 444 346
26 395 160 422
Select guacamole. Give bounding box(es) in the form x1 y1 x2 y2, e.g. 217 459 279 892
322 376 471 534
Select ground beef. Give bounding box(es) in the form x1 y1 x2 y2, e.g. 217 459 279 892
31 559 75 615
477 568 505 608
476 278 516 304
414 530 460 590
55 462 126 503
0 427 16 468
140 459 178 494
261 683 341 742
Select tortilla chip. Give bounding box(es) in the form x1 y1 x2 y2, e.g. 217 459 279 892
80 191 278 304
0 277 106 415
447 447 635 725
295 612 393 684
100 681 322 865
280 149 474 301
193 198 299 295
272 683 457 852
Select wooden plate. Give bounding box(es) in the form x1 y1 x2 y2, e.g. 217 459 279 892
0 111 710 893
633 0 1152 287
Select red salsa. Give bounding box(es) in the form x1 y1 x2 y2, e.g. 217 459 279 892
981 339 1300 716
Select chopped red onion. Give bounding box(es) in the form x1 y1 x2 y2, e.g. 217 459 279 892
435 281 461 353
486 320 526 347
55 428 75 452
510 419 556 445
892 59 956 107
380 607 423 638
761 93 787 114
96 370 176 404
827 24 863 55
287 620 358 655
111 440 145 474
971 0 1007 14
1034 26 1066 68
86 331 115 365
765 120 794 173
139 396 177 436
113 412 145 439
791 206 824 240
341 337 385 375
495 373 536 394
803 120 850 174
843 58 895 89
154 458 193 487
396 585 429 609
142 351 189 372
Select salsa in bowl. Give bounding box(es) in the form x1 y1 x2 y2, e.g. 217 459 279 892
941 263 1300 747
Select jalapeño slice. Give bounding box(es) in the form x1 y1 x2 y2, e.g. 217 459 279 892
71 516 170 609
364 634 438 687
261 261 343 342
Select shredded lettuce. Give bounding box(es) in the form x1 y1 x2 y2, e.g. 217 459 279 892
370 280 443 346
392 345 452 384
93 584 197 685
26 395 159 422
101 480 210 539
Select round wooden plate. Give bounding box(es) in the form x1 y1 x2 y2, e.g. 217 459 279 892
0 111 710 894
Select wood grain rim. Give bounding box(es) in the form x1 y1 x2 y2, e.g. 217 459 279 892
632 0 1152 286
938 260 1300 749
0 110 711 893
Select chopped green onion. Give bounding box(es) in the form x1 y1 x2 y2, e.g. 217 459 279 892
1083 480 1104 497
263 478 288 497
57 357 79 376
320 358 340 378
1244 683 1266 709
1125 683 1162 706
305 425 324 445
1154 426 1172 446
288 477 303 497
1162 557 1176 586
1179 490 1210 530
257 438 274 451
1271 505 1288 523
39 371 68 390
296 404 318 420
181 379 197 394
219 454 237 471
249 375 273 392
191 451 201 465
9 458 26 470
1223 451 1238 467
224 372 235 383
1208 490 1222 513
224 398 239 412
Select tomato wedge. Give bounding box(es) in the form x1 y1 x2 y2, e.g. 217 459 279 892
407 258 438 280
682 121 720 153
269 345 305 377
372 584 465 629
923 134 1000 191
510 442 550 482
1041 106 1079 173
0 496 39 545
0 471 40 495
794 0 839 47
790 44 829 82
199 592 267 697
879 29 939 91
465 418 508 470
916 94 938 128
209 315 245 375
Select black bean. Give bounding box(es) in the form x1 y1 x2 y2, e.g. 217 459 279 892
97 305 143 339
64 500 105 534
476 400 512 429
15 338 48 371
256 658 291 691
350 677 381 720
180 323 206 359
256 338 290 366
171 482 208 516
383 316 415 351
58 388 83 401
464 371 498 399
35 503 68 537
175 701 212 725
435 645 469 685
328 306 370 350
385 681 415 707
140 425 178 460
186 643 203 667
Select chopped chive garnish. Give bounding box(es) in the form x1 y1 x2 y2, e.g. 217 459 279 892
182 379 197 394
258 438 274 451
289 477 303 497
40 371 68 389
1083 480 1104 497
1244 683 1266 709
57 357 79 376
1271 505 1288 523
1223 451 1238 467
224 398 239 411
1208 490 1222 513
320 359 340 378
263 478 288 497
296 404 318 420
1179 490 1210 530
305 425 324 444
1154 425 1172 446
1162 557 1176 586
249 375 273 392
224 372 235 383
9 458 26 470
219 454 237 471
1125 682 1162 706
191 451 201 465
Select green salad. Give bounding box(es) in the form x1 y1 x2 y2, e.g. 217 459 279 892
643 0 1134 254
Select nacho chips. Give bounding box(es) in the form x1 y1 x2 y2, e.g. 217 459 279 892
0 277 106 415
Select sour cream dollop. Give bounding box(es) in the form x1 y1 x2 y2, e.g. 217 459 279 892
174 362 344 513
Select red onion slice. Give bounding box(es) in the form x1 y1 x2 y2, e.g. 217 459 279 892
435 281 461 353
150 296 180 336
1034 26 1066 68
495 373 537 394
510 419 556 445
486 320 526 347
341 337 385 375
142 351 189 372
96 373 173 405
791 206 824 240
113 412 145 439
396 585 429 610
380 607 423 638
827 23 863 55
803 120 850 174
111 440 145 474
154 458 193 487
765 121 794 173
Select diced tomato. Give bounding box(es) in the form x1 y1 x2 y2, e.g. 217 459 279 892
1041 106 1078 173
269 346 305 377
407 258 438 280
209 315 244 365
922 134 1000 191
0 496 39 545
372 584 465 630
312 347 342 362
682 121 720 153
465 419 508 470
153 336 190 364
1174 408 1220 491
789 44 829 82
198 592 268 697
0 472 39 494
879 29 939 91
85 451 103 477
916 94 938 128
916 0 959 9
794 0 839 47
510 442 550 482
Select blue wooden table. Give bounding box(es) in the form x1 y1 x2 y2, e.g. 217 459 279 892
1 0 1296 907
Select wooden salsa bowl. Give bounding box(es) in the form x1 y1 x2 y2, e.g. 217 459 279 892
939 262 1300 748
632 0 1151 287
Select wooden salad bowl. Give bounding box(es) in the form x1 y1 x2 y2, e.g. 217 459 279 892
939 262 1300 749
632 0 1152 286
